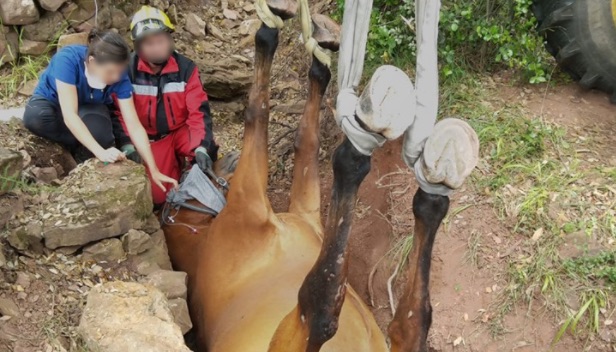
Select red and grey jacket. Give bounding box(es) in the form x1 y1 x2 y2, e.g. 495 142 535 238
114 51 216 154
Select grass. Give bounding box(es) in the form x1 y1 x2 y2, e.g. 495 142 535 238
0 54 50 99
440 76 616 345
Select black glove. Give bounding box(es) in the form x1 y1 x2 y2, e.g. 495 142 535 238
195 146 213 171
121 144 142 164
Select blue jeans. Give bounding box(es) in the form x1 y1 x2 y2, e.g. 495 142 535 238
23 96 115 154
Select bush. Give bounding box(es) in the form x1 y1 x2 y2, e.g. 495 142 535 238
334 0 551 83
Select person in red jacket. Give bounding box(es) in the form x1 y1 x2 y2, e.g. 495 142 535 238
115 6 218 205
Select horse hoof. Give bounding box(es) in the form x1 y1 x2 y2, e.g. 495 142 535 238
266 0 299 20
312 14 341 52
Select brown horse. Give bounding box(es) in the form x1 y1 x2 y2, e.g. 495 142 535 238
163 2 456 351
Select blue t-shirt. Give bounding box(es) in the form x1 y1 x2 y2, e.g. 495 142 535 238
33 45 133 106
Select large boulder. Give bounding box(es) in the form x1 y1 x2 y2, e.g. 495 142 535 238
0 26 18 67
0 0 39 25
57 32 89 49
79 281 190 352
41 161 153 249
39 0 68 12
0 148 23 196
199 57 252 100
22 11 66 42
19 40 48 56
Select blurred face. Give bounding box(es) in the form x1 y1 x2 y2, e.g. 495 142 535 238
138 32 173 65
86 56 127 85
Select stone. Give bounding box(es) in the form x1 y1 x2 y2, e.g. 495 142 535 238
43 161 152 249
111 8 130 32
55 245 81 256
15 272 31 290
122 229 152 255
141 213 161 234
239 19 261 36
0 148 23 195
19 40 48 56
31 166 58 183
17 79 38 97
0 0 39 25
39 0 68 12
0 243 5 268
141 269 187 300
0 26 18 67
223 8 240 20
22 11 65 42
57 32 89 48
167 4 178 25
185 13 206 38
62 0 95 27
82 238 125 263
199 58 252 100
168 298 192 334
206 22 225 41
73 3 112 32
243 3 255 13
0 298 20 318
150 0 170 10
0 193 23 229
128 230 173 273
79 281 190 352
8 222 44 254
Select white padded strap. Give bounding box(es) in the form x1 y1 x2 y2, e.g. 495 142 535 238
402 0 441 167
255 0 284 29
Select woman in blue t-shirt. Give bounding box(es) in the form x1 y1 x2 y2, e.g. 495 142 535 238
23 29 176 192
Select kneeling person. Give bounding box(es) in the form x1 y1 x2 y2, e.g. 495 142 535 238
116 6 219 205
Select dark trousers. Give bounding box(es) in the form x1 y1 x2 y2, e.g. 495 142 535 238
23 96 115 155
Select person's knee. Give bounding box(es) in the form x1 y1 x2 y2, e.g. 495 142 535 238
80 104 114 148
23 100 56 135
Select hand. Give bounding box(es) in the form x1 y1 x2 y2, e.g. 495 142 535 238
195 146 213 171
151 170 178 193
121 144 142 164
96 147 127 163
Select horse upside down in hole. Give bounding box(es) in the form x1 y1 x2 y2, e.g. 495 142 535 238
162 0 479 351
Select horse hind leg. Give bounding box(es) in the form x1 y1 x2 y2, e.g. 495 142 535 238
288 15 340 227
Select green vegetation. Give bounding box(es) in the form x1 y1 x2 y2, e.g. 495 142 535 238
334 0 551 83
440 77 616 344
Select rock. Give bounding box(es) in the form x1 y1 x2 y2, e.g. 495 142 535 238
122 229 152 255
31 166 58 183
273 100 307 115
73 3 112 32
43 161 152 249
239 19 261 36
15 272 31 290
243 3 255 13
17 79 38 97
19 40 48 56
206 22 225 41
0 243 5 268
150 0 170 10
62 0 95 28
22 11 65 42
0 149 22 195
0 26 18 67
0 0 39 25
128 229 173 274
39 0 68 12
55 245 81 256
223 8 240 20
200 58 252 100
0 298 20 319
141 269 187 300
185 13 206 38
57 32 89 48
8 222 44 254
167 4 178 25
82 238 125 263
79 281 190 352
141 213 161 234
0 194 23 229
168 298 192 334
111 8 130 31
